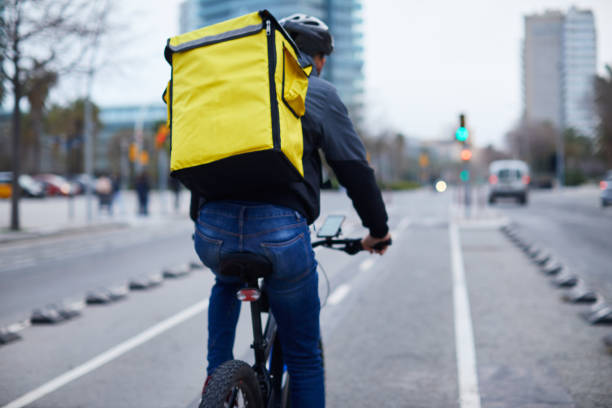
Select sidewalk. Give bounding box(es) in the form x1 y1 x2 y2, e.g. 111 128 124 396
0 190 192 244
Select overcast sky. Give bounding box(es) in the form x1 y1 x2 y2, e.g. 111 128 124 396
54 0 612 149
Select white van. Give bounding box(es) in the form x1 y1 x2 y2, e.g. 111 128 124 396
488 160 530 205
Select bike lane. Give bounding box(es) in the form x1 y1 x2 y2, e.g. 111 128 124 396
323 220 460 407
460 224 612 408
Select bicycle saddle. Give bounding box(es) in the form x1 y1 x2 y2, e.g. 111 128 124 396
219 253 273 281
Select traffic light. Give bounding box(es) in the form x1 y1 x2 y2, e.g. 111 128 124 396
455 113 468 142
460 148 472 161
460 170 470 181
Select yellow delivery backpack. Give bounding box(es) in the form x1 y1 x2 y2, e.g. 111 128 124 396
163 10 311 197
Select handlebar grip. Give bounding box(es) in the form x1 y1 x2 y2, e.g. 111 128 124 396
372 239 392 251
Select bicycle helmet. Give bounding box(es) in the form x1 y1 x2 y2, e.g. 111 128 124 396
279 13 334 56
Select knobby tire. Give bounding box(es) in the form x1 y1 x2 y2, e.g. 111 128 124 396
200 360 263 408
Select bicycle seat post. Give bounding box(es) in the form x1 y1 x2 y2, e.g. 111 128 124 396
246 277 267 370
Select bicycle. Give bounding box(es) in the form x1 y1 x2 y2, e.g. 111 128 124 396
199 215 391 408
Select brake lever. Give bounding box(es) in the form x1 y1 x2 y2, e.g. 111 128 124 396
343 239 362 255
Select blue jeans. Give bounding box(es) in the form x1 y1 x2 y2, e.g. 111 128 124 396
194 201 324 408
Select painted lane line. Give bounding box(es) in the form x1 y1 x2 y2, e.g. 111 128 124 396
359 258 375 272
327 284 351 306
391 216 412 240
1 299 209 408
450 223 481 408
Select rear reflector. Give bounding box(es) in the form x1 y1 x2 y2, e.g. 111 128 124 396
601 181 608 190
489 175 498 184
237 288 261 302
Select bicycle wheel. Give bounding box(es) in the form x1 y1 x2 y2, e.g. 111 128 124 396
200 360 263 408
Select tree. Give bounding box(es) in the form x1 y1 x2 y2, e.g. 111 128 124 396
505 119 557 175
594 65 612 167
45 99 101 175
563 128 596 185
1 0 112 230
24 61 57 173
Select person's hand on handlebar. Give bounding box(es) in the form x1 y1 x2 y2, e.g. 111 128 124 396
362 233 391 255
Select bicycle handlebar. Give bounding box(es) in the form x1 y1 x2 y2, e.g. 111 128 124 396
311 238 392 255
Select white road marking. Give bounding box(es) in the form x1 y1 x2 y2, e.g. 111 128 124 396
359 258 375 272
327 284 350 306
450 223 482 408
391 216 412 239
1 299 209 408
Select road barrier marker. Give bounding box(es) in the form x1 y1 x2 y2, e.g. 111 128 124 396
162 264 191 279
582 302 612 325
450 223 482 408
1 299 209 408
327 284 351 306
542 261 563 276
562 286 598 304
552 272 578 288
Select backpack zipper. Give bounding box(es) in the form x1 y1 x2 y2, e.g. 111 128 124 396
266 18 280 151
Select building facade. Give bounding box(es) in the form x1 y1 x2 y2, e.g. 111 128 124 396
178 0 364 120
561 7 597 137
522 7 597 136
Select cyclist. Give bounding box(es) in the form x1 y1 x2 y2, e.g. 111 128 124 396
193 13 390 407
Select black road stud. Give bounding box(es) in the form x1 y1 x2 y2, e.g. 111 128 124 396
163 264 191 279
31 307 65 324
552 272 578 288
543 261 563 276
57 303 82 320
129 274 163 290
534 252 551 266
582 303 612 325
528 246 541 259
87 286 128 304
148 273 163 287
86 291 112 305
129 278 150 290
562 287 599 304
0 329 22 346
190 260 205 270
108 285 129 301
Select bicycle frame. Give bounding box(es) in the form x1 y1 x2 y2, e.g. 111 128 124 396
242 277 286 408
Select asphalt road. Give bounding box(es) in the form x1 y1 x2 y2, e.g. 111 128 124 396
490 186 612 303
0 188 611 408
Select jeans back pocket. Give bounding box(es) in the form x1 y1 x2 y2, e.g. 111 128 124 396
261 232 313 283
194 229 223 273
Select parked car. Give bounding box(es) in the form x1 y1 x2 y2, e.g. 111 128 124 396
0 172 45 198
33 174 76 196
18 174 45 198
601 170 612 207
70 173 95 195
488 160 530 205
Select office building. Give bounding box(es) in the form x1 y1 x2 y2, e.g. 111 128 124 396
561 7 597 137
522 7 597 136
178 0 364 119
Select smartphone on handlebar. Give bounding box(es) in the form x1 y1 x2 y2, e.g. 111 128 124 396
317 215 345 238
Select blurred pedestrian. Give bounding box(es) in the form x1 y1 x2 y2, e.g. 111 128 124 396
136 171 150 216
111 173 121 201
95 174 113 215
169 176 181 212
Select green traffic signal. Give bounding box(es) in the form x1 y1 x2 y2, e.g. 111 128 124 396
455 126 468 142
460 169 470 181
